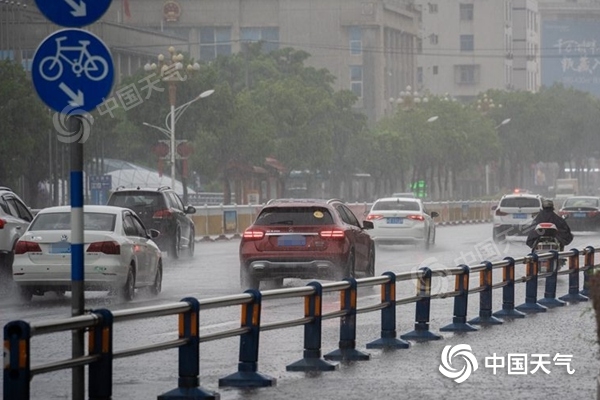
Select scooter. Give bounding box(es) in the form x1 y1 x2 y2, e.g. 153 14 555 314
531 222 562 274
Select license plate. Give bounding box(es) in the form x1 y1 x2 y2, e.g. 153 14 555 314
387 217 403 224
277 235 306 246
574 212 587 218
50 242 71 254
513 213 526 219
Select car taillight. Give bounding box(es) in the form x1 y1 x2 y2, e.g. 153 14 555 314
407 215 425 221
589 211 600 217
320 229 345 239
153 209 172 219
87 241 120 255
495 209 508 216
366 214 384 221
15 241 42 254
242 229 265 240
0 219 5 229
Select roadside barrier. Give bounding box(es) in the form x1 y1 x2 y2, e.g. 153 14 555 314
4 246 595 400
190 200 496 240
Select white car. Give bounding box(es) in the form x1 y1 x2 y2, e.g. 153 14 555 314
12 205 163 302
492 193 543 242
366 197 439 249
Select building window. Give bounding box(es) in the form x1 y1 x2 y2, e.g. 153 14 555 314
433 65 438 75
349 26 362 55
417 67 423 85
460 34 474 52
350 65 363 98
428 3 438 13
455 65 479 85
429 34 439 45
200 27 232 61
241 27 280 53
460 4 474 21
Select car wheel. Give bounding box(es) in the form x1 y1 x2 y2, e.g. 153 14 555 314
169 229 181 260
19 287 33 302
240 264 259 290
120 267 136 301
366 244 375 277
149 261 163 296
186 231 195 258
335 250 355 281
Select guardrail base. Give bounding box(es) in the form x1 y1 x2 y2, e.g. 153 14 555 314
400 328 442 342
558 293 589 303
493 308 526 319
515 302 547 313
218 371 276 388
324 348 370 361
286 356 339 371
468 315 503 326
439 322 478 332
158 387 220 400
366 335 410 350
538 297 566 308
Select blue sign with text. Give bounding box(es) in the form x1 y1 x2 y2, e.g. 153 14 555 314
32 29 114 113
35 0 112 27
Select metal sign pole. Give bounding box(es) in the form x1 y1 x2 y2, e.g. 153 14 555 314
69 115 85 400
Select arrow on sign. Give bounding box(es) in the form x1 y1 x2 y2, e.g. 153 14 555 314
59 82 84 107
64 0 87 17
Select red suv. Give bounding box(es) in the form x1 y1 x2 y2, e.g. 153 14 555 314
239 198 375 290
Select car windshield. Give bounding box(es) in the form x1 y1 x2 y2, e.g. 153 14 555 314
108 192 166 209
254 207 334 226
563 198 599 208
499 198 540 208
372 200 420 211
30 212 116 231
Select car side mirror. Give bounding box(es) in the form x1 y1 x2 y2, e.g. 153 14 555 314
430 211 439 218
147 228 160 239
362 220 374 230
185 205 196 214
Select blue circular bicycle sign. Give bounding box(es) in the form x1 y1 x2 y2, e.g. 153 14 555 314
34 0 112 27
32 29 114 114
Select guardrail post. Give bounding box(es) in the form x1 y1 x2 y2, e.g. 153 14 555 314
219 289 276 388
516 253 547 313
324 278 370 361
89 309 113 400
469 262 503 326
3 320 31 400
400 267 443 341
160 297 219 399
559 249 589 304
441 265 478 332
538 251 566 308
366 271 410 349
581 246 595 296
287 281 338 371
493 257 526 319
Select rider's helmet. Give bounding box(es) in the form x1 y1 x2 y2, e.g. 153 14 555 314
542 199 554 210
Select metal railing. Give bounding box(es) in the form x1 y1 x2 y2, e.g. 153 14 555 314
3 246 596 400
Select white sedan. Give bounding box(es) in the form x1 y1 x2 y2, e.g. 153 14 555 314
12 205 163 302
366 197 439 249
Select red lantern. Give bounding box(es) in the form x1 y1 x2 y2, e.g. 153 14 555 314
153 142 170 158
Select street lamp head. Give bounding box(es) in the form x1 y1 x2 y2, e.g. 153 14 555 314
192 62 200 71
168 46 176 54
158 53 165 62
427 116 439 123
199 89 215 98
175 62 183 70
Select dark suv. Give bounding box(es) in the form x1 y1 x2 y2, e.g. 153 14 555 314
239 198 375 290
107 187 196 259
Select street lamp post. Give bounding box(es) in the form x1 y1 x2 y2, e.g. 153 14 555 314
143 47 213 193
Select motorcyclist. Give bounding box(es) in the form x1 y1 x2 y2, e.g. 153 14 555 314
525 199 573 250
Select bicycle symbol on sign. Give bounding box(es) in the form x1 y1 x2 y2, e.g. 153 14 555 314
39 36 109 82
